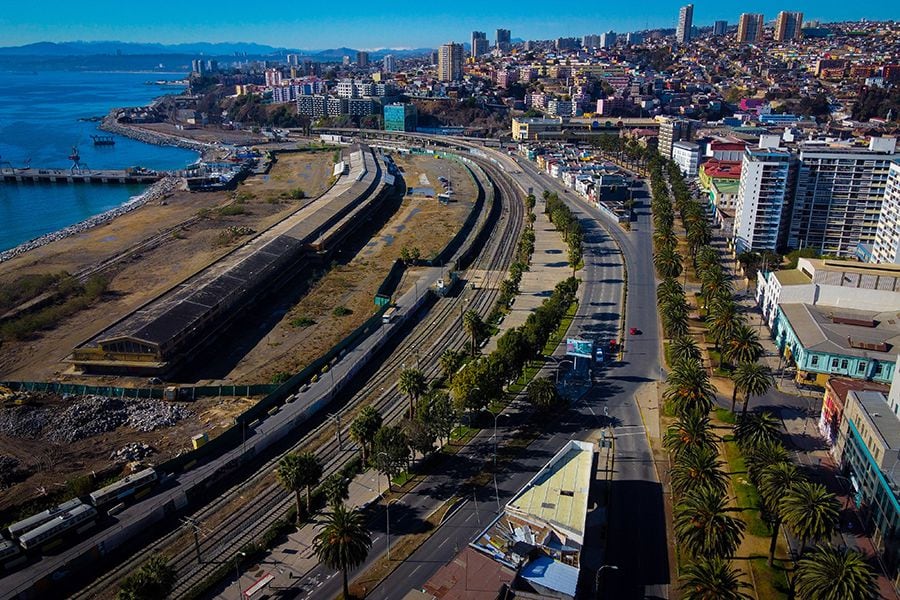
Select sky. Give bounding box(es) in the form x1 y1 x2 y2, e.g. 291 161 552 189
0 0 895 50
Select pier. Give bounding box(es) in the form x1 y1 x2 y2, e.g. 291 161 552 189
0 168 164 185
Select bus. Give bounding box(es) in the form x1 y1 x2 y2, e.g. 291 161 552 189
382 306 398 324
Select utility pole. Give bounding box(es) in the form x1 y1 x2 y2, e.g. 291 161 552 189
182 518 203 564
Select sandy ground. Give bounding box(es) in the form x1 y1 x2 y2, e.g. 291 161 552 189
224 153 477 383
0 151 334 381
133 122 268 146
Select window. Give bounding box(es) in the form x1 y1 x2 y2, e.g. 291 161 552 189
858 362 867 374
841 359 849 370
810 355 820 367
831 358 839 369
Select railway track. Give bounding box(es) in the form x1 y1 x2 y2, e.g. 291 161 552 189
71 154 525 599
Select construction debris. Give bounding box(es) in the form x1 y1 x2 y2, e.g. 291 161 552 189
110 442 155 462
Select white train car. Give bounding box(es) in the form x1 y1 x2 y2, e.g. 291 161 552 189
89 468 158 508
7 498 85 539
18 504 97 551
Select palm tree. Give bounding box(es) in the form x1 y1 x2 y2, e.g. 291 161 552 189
439 348 466 383
349 405 382 463
664 410 716 458
781 481 840 551
758 461 805 565
117 554 176 600
723 325 763 367
734 411 781 451
669 335 702 364
707 298 741 352
744 438 791 484
670 445 728 498
276 452 323 522
733 362 774 417
463 309 484 356
674 486 746 558
679 557 752 600
321 472 351 509
795 545 877 600
657 277 685 307
654 245 683 279
527 377 563 412
700 267 733 310
664 358 716 417
313 505 372 599
398 367 427 417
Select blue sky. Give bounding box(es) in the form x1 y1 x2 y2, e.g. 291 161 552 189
0 0 895 49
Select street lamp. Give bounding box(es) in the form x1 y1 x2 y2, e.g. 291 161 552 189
556 359 574 385
377 451 390 494
596 564 619 597
233 551 247 599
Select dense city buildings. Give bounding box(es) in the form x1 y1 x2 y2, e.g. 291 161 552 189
495 28 511 52
676 4 694 45
775 11 804 41
437 42 463 81
471 31 489 58
737 13 765 43
713 20 728 36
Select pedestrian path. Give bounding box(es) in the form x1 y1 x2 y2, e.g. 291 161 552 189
483 201 570 354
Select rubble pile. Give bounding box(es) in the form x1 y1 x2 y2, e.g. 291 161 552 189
0 455 28 488
110 442 155 462
0 396 192 443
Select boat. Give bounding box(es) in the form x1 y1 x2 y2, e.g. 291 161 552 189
91 135 116 146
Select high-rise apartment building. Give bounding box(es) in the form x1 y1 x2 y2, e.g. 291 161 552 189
356 51 369 67
583 34 600 49
600 31 617 49
382 54 396 73
774 11 804 41
737 13 765 43
790 138 897 258
676 4 694 44
658 117 695 160
264 68 283 87
713 20 728 36
495 29 511 52
626 32 643 45
472 31 490 58
438 42 464 82
873 163 900 264
733 146 796 254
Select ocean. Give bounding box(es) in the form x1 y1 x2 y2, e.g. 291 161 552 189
0 71 199 252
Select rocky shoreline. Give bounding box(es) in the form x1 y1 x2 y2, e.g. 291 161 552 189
0 176 181 264
100 114 214 158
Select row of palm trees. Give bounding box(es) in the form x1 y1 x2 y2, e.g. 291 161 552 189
652 158 878 599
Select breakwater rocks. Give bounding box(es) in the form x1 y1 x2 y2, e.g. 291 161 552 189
0 176 181 264
100 115 213 157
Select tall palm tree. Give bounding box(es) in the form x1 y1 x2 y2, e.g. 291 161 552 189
723 325 763 367
700 267 733 310
780 481 840 551
654 245 683 279
795 545 877 600
674 486 746 558
670 445 728 498
662 303 691 339
657 277 685 307
707 298 742 352
276 452 322 522
321 472 351 509
664 358 716 418
349 405 382 463
669 335 702 364
694 246 720 276
398 367 427 417
118 554 176 600
463 309 484 357
733 362 774 417
439 348 466 383
734 411 781 452
744 439 791 484
758 461 805 565
664 410 716 458
313 504 372 599
679 557 752 600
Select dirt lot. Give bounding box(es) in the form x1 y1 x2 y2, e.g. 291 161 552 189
133 122 267 147
0 151 334 381
225 153 477 383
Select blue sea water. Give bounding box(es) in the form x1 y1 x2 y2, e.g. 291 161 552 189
0 71 199 252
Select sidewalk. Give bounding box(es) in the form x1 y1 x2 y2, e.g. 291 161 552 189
483 200 569 354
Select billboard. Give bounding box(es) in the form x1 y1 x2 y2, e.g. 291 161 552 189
566 338 594 359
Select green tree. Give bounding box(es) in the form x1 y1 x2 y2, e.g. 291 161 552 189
313 505 372 600
439 348 466 383
679 557 752 600
795 545 877 600
349 405 382 464
403 418 436 458
117 554 176 600
745 439 791 484
398 367 428 417
450 357 496 414
723 326 763 367
664 358 716 418
527 377 564 412
707 297 742 352
419 389 456 446
669 335 701 364
734 411 781 452
670 445 728 498
674 486 745 558
463 309 485 356
733 362 774 417
277 452 323 522
664 410 716 458
654 245 684 279
321 472 350 509
568 239 584 277
781 481 840 550
758 461 805 566
373 425 410 490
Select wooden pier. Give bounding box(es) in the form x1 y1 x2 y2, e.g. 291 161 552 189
0 168 164 185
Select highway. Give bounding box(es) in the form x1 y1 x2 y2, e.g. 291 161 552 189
293 145 670 600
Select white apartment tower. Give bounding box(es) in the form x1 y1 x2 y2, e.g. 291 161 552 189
774 11 804 41
789 138 897 258
873 162 900 264
677 5 694 44
382 54 396 73
737 13 765 43
438 42 464 82
733 146 795 254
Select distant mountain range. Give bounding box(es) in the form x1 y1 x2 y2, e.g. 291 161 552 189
0 41 433 59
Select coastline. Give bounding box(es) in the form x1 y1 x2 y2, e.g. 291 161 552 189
100 113 215 158
0 176 182 264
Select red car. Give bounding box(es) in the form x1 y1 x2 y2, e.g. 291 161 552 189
629 327 641 335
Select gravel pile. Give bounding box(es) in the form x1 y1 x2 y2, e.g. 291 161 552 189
111 442 155 462
0 396 192 443
0 455 27 488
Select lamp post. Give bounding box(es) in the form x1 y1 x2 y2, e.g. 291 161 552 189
377 451 390 494
233 551 247 599
596 564 619 597
556 359 574 385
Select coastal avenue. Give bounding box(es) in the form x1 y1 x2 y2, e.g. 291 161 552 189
294 133 669 600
